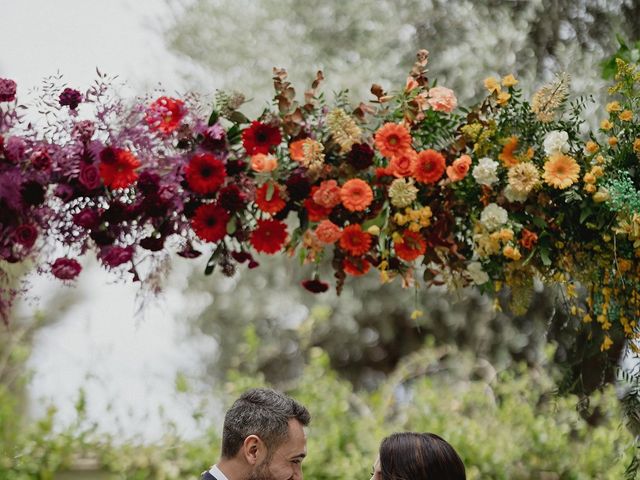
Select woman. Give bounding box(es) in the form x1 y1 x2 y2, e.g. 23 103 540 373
370 432 465 480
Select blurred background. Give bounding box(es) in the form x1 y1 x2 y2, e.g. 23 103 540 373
2 0 640 478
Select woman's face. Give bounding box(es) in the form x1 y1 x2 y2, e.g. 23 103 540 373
370 456 382 480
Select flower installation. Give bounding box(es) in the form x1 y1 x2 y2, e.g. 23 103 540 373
1 52 639 359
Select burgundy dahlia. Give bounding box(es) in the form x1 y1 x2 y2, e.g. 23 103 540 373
59 88 82 110
218 184 246 212
14 224 38 249
0 78 17 102
137 171 161 195
51 257 82 280
285 171 311 201
73 208 100 229
347 143 374 170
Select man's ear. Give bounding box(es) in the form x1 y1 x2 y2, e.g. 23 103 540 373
242 435 263 465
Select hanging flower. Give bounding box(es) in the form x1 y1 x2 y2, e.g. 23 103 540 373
191 203 230 243
413 149 445 184
394 230 427 261
99 147 140 189
315 220 342 244
51 257 82 280
340 179 373 212
389 149 417 178
343 257 370 276
99 245 134 268
543 152 580 189
242 121 282 155
250 219 288 254
145 96 186 134
185 153 226 195
374 123 413 158
255 182 286 214
302 278 329 293
446 154 472 182
339 224 372 256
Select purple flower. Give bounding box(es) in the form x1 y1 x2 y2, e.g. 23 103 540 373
51 257 82 280
54 184 74 201
59 88 82 110
73 208 100 229
99 245 134 268
78 163 101 190
14 224 38 249
0 78 17 102
72 120 95 143
5 136 26 163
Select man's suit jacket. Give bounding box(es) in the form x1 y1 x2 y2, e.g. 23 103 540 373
200 471 217 480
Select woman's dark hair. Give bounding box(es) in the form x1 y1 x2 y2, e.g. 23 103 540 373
379 432 465 480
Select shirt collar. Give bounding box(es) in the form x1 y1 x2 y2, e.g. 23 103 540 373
209 464 230 480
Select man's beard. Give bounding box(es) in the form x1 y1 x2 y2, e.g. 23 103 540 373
247 460 276 480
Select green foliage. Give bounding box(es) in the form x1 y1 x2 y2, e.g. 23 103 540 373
1 340 635 479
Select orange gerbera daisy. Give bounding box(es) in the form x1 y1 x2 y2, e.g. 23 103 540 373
412 149 445 184
343 257 371 276
374 123 413 158
498 136 520 167
340 178 373 212
339 224 372 256
543 152 580 189
255 182 286 214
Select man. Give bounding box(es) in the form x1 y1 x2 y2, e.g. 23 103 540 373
202 387 311 480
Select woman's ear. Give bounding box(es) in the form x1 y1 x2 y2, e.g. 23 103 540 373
242 435 263 465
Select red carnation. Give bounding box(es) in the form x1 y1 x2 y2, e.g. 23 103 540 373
51 257 82 280
99 148 140 189
303 186 333 222
191 203 230 243
339 224 372 257
241 121 282 155
302 279 329 293
185 153 226 195
255 182 286 214
250 219 288 254
394 230 427 261
145 96 186 134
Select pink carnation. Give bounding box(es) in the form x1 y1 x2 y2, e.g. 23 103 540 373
427 86 457 113
312 180 342 208
315 220 342 244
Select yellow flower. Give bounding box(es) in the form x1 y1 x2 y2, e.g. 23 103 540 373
584 183 597 193
634 138 640 154
583 172 596 184
496 91 511 105
543 153 580 189
608 136 618 147
595 154 605 164
392 231 403 243
410 310 424 320
600 335 613 352
600 119 613 131
501 74 518 87
592 190 609 203
498 228 514 242
619 110 633 122
585 141 599 154
367 225 381 236
582 314 592 323
606 101 621 113
503 245 522 261
484 76 501 94
590 166 604 177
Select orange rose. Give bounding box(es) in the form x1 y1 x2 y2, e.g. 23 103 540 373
250 153 278 173
446 154 472 182
389 150 417 178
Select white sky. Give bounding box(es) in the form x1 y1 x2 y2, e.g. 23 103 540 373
4 0 221 440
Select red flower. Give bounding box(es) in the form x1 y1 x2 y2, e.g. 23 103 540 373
185 153 226 195
145 96 186 134
51 257 82 280
343 257 370 276
339 224 372 256
250 219 288 254
304 186 333 221
99 148 141 189
242 121 282 155
413 149 446 184
394 230 427 261
191 203 230 243
302 279 329 293
255 182 286 214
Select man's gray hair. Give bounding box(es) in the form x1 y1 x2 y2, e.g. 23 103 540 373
221 388 311 458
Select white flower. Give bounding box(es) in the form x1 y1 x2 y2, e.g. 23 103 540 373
472 157 499 186
503 185 528 203
543 130 569 155
480 203 508 231
467 261 489 285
